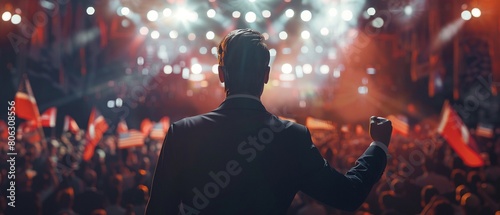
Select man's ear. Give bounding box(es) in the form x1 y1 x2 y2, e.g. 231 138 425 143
263 66 270 84
218 66 225 83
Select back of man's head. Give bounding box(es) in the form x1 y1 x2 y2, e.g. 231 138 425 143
218 29 270 96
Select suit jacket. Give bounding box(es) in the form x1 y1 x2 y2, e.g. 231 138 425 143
146 96 387 215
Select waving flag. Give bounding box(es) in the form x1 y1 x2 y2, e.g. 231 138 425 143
150 117 170 140
117 120 128 134
15 75 41 125
83 108 109 161
476 123 494 138
140 118 153 136
40 107 57 128
386 115 409 137
63 115 80 134
17 120 42 143
118 130 145 149
437 101 484 167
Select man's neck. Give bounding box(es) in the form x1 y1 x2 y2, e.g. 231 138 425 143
225 93 261 102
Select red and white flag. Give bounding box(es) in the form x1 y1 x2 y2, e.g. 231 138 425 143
83 107 109 161
476 123 494 138
63 115 80 134
118 129 145 149
386 115 409 137
17 120 42 143
150 117 170 140
437 101 484 167
140 118 153 136
40 107 57 127
15 75 41 126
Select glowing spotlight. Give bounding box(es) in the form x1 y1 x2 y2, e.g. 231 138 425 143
358 86 368 94
245 11 256 23
285 9 294 18
372 17 384 28
151 30 160 39
179 46 187 53
191 64 202 74
164 65 173 74
262 32 269 40
461 10 472 21
471 8 481 18
404 5 413 15
329 8 338 17
320 65 329 74
262 10 271 18
187 11 198 22
10 14 21 24
86 7 95 15
199 47 207 54
188 33 196 41
163 8 172 17
367 7 376 16
169 30 178 39
232 11 241 18
303 64 312 74
147 10 159 21
120 7 130 16
207 9 216 18
212 64 219 74
320 27 329 36
206 31 215 40
2 12 12 21
107 100 115 108
279 31 288 40
249 0 255 2
301 30 310 39
281 64 293 74
341 10 353 21
269 49 277 56
300 10 312 22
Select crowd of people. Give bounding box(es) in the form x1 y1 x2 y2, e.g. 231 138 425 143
0 119 499 215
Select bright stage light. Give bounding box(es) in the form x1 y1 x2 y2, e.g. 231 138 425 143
279 31 288 40
11 14 21 24
358 86 368 94
137 57 144 65
341 10 353 21
179 46 187 53
212 64 219 74
232 11 241 18
285 9 294 18
245 12 256 23
249 0 256 2
164 65 173 74
461 10 471 20
282 63 292 74
301 30 310 39
471 8 481 17
404 6 413 15
107 100 115 108
372 17 384 28
315 46 323 53
262 32 269 40
207 9 216 18
191 64 202 74
303 64 312 74
320 65 329 74
187 11 198 22
262 10 271 18
86 7 95 15
199 47 207 54
163 8 172 17
120 7 130 16
320 27 329 36
147 10 159 21
169 30 178 39
206 31 215 40
301 10 312 22
151 30 160 39
2 12 12 22
269 49 276 56
188 33 196 41
367 7 376 16
329 8 338 17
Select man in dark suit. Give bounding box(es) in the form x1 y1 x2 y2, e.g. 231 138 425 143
145 29 392 215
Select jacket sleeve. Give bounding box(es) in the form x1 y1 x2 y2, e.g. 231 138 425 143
298 128 387 212
145 125 181 215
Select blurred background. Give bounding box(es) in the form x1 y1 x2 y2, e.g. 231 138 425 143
1 0 500 215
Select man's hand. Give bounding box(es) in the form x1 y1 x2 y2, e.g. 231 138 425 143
369 116 392 147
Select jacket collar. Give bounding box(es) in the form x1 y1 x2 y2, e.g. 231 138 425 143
215 94 267 112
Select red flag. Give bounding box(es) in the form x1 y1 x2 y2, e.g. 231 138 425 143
83 108 109 161
63 115 80 134
117 120 128 134
437 101 484 167
140 118 153 136
40 107 57 127
15 75 41 125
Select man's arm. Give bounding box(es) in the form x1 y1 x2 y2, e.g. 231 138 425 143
145 125 181 215
298 116 391 212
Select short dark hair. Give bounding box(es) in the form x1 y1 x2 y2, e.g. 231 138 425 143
217 29 270 95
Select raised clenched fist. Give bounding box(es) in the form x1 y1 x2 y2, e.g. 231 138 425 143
369 116 392 148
